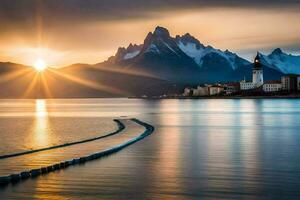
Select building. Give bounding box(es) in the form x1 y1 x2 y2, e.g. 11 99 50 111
240 53 264 90
281 74 299 92
183 85 224 96
240 80 255 90
183 87 193 96
263 80 282 92
196 86 210 96
224 83 240 94
252 54 264 87
183 86 210 96
209 86 224 95
182 52 300 96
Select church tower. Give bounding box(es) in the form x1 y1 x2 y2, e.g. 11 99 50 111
252 53 264 87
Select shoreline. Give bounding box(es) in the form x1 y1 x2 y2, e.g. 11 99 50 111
0 95 299 100
131 95 300 100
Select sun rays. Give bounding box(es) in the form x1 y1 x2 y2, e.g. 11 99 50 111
22 72 40 98
0 0 156 99
48 68 126 95
0 60 157 98
1 64 129 98
0 68 32 84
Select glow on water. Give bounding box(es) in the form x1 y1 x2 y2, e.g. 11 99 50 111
0 99 117 155
1 99 300 199
33 100 51 147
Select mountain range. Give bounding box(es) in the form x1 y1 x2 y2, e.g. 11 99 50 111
258 48 300 74
1 26 300 98
104 26 294 84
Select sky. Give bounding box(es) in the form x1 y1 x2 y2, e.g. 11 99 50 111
0 0 300 67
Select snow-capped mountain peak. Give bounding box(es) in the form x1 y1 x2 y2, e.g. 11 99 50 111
175 33 205 49
259 49 300 74
141 26 188 58
107 26 250 71
175 34 249 69
107 43 143 63
104 26 290 83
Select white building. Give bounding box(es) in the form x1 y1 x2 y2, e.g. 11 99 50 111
252 55 264 87
183 85 224 96
240 80 255 90
263 81 282 92
209 86 224 95
196 86 210 96
240 54 264 90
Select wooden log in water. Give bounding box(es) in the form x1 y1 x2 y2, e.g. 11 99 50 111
20 171 30 179
30 169 41 177
41 167 47 174
53 164 60 170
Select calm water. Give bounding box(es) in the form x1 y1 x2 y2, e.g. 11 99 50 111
1 98 300 199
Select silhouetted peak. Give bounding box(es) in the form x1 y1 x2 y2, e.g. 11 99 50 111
127 43 141 52
182 33 192 38
128 43 134 49
179 33 196 41
116 47 126 55
272 48 283 55
176 32 205 49
153 26 170 38
143 32 154 46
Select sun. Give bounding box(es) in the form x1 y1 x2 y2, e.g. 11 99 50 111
34 58 47 72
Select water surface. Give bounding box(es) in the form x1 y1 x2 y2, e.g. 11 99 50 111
1 98 300 199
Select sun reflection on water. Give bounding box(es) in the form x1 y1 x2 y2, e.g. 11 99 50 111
33 99 50 147
36 99 48 118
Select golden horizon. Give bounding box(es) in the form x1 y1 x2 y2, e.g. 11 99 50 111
0 7 299 67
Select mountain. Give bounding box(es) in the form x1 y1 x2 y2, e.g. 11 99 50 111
0 26 297 98
105 26 201 83
258 48 300 74
106 26 257 83
175 33 250 70
107 44 143 63
0 62 177 98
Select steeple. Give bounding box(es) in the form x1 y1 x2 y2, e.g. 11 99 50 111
252 52 264 86
253 53 262 70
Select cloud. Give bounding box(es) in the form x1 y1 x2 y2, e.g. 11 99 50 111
1 0 299 38
1 0 300 26
0 0 300 65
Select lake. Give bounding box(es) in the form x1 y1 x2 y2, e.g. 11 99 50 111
1 98 300 199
